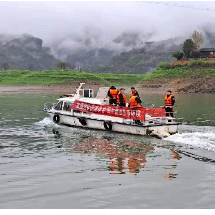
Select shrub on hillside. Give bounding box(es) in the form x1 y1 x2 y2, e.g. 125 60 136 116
158 62 170 69
172 52 184 61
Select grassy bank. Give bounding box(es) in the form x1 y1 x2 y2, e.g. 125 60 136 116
142 68 215 80
1 68 215 91
0 70 144 86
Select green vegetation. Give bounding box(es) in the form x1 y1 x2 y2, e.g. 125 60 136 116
158 62 170 69
0 70 144 86
188 59 215 67
177 30 203 59
183 39 195 58
172 51 184 61
1 67 215 87
141 68 215 81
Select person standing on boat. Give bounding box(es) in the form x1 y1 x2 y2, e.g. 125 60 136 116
164 90 175 117
117 88 127 107
130 87 139 98
129 93 142 108
107 86 119 105
129 93 143 125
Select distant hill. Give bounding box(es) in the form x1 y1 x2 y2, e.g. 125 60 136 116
89 38 183 74
0 33 183 73
0 34 58 70
50 31 154 69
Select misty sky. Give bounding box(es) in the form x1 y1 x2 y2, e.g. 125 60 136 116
1 1 215 46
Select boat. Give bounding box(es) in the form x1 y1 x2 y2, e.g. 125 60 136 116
43 82 180 138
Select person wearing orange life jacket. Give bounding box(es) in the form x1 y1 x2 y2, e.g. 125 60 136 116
129 92 142 108
107 86 119 105
117 88 127 107
164 90 175 117
130 87 139 98
129 93 143 125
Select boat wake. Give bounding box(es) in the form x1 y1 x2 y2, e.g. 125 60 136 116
165 126 215 152
35 117 57 127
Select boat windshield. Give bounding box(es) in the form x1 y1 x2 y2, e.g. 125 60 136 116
63 102 72 111
54 101 63 110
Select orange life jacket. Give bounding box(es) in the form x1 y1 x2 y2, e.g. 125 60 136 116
130 90 139 98
109 89 118 99
109 159 125 173
129 96 142 108
165 94 174 106
117 93 127 104
128 158 141 173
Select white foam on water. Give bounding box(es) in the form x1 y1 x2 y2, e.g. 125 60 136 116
165 131 215 152
35 117 55 126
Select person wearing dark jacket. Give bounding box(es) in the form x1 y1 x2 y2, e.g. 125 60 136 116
107 86 119 105
164 90 175 117
117 88 127 107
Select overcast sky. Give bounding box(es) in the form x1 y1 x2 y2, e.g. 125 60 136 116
1 1 215 46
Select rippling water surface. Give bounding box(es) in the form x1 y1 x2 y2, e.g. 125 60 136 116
1 93 215 209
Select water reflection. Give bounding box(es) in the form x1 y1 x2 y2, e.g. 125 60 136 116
164 173 178 179
72 137 154 174
165 150 181 170
164 150 181 179
52 127 183 178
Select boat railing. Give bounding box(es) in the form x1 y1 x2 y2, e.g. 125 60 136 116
73 82 94 98
144 105 178 123
159 105 178 115
143 103 155 107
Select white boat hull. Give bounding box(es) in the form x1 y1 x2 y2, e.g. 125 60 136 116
48 112 179 138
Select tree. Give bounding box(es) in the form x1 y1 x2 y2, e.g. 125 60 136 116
172 51 184 61
183 39 195 58
192 30 203 51
57 61 69 70
1 63 10 70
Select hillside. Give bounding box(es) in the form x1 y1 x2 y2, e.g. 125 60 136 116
90 38 183 74
51 31 160 69
0 33 183 73
139 64 215 93
0 34 58 70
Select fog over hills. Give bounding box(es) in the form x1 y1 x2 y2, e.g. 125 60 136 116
1 1 215 73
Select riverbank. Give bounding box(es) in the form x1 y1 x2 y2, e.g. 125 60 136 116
0 84 165 95
0 68 215 94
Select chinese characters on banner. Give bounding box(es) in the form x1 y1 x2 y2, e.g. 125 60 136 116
71 100 146 120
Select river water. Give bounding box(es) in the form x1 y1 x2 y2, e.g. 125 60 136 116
1 93 215 209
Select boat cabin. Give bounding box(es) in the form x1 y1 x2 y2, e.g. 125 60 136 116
52 83 109 113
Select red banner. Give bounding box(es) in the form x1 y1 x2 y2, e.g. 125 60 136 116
145 107 166 117
71 100 145 120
